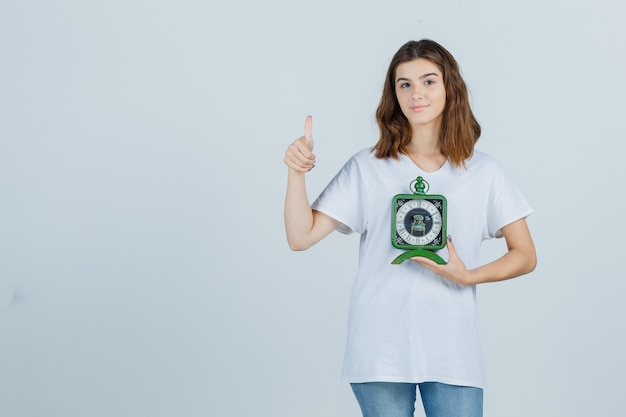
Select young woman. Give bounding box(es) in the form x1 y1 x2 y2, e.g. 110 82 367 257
283 39 536 417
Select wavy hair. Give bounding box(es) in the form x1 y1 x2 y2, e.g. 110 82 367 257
372 39 481 168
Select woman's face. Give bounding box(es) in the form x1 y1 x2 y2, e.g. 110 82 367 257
394 58 446 131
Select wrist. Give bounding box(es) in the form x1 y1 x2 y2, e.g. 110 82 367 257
464 269 480 286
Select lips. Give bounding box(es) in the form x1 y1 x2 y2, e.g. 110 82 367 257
411 105 429 112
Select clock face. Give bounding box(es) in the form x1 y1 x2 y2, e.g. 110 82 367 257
392 195 447 250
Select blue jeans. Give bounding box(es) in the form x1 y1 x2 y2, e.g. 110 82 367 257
351 382 483 417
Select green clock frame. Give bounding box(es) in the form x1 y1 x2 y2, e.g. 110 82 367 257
391 177 448 265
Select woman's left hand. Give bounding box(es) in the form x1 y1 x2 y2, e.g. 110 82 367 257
411 236 475 286
412 218 537 286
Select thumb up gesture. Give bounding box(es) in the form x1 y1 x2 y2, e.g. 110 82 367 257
284 116 316 173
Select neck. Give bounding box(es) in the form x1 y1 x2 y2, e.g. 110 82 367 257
407 123 441 155
405 124 446 172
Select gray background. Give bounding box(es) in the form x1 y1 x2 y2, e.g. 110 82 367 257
1 0 624 416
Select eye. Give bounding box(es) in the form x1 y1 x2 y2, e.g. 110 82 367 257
424 79 436 86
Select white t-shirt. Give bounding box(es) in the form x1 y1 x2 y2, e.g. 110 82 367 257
311 148 533 388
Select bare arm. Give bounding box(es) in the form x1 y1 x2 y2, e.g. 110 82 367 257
468 218 536 284
284 116 340 250
412 218 536 286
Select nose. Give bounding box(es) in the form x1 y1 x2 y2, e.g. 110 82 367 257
411 85 424 100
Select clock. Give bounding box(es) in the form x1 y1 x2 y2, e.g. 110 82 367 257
391 176 448 265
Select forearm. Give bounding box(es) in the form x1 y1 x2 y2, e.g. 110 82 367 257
284 169 315 250
283 116 339 250
468 246 537 285
412 219 536 286
468 218 537 285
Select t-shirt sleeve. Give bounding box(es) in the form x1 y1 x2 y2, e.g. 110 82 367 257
311 155 367 235
486 162 533 239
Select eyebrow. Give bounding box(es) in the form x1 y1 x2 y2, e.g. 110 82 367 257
396 73 440 83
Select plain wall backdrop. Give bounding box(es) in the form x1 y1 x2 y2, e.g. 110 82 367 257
1 0 625 416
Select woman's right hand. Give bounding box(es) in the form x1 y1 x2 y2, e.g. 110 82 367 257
284 115 316 173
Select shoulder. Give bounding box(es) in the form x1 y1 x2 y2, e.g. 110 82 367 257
466 149 498 165
340 147 381 170
464 150 504 174
348 146 403 166
349 147 377 162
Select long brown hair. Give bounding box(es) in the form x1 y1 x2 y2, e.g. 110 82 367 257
372 39 481 168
